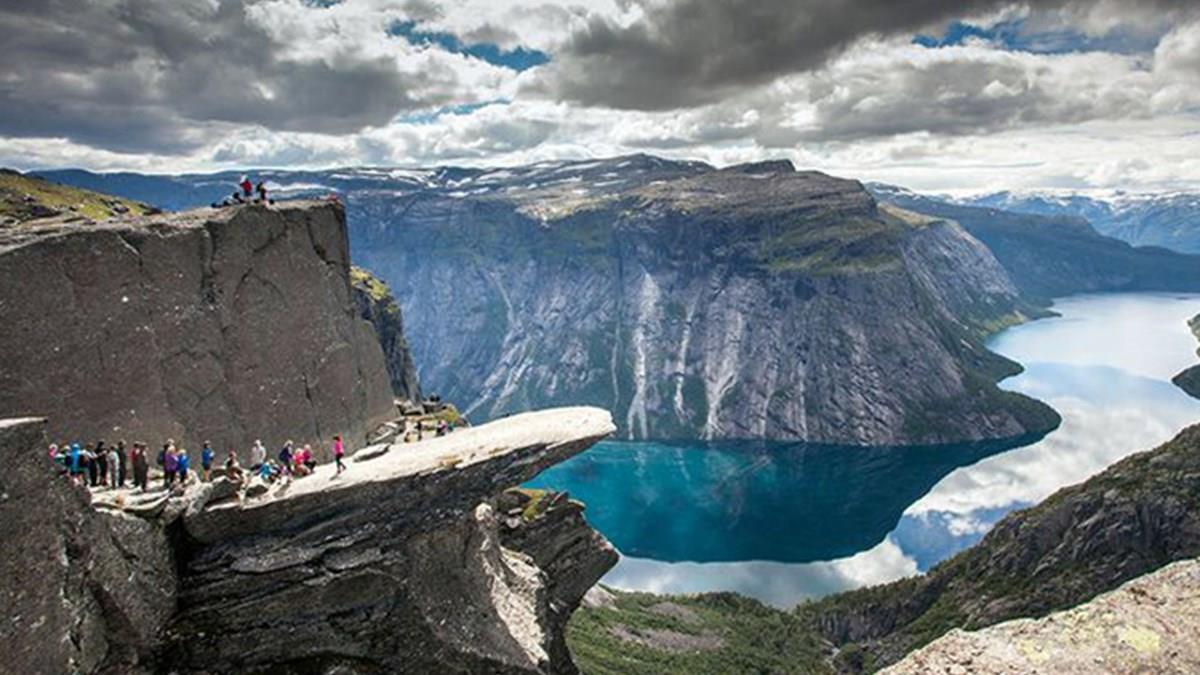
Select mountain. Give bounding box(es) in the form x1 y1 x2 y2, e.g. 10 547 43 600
350 266 422 401
569 421 1200 673
1175 314 1200 400
870 183 1200 304
961 190 1200 254
0 168 156 224
37 158 1060 445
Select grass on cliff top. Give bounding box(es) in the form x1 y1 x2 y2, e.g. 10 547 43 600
350 266 393 301
569 590 831 675
0 169 154 223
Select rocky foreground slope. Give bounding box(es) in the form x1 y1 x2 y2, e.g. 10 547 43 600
0 409 617 674
883 558 1200 674
0 201 395 455
36 158 1059 445
569 421 1200 673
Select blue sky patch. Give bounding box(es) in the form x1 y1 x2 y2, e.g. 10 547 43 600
395 99 510 125
390 20 550 71
914 19 1160 55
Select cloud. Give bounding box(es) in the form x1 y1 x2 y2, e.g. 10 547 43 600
539 0 1200 110
0 0 519 153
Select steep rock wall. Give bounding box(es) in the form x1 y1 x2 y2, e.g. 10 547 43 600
0 202 395 455
351 265 421 400
0 418 175 674
350 160 1056 445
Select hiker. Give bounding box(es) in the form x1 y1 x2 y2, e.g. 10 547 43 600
225 449 244 482
436 419 449 437
333 434 346 475
302 444 316 473
278 442 294 480
239 175 253 200
201 441 215 482
132 443 149 492
84 443 98 486
249 439 267 471
106 444 119 487
177 448 190 484
70 443 82 484
95 441 108 486
258 459 278 483
292 446 308 477
163 445 178 488
117 440 128 487
255 180 269 204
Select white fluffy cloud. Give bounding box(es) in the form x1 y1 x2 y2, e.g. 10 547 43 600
2 0 1199 193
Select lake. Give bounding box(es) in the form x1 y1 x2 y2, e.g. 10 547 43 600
525 293 1200 607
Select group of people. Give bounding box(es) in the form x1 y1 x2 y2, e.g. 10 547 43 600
50 434 348 493
212 175 272 208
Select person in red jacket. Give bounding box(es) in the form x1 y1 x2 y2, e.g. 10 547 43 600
239 175 253 200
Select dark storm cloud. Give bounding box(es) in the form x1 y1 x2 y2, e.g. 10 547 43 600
545 0 1197 110
0 0 444 153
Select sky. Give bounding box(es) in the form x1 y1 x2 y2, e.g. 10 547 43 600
1 0 1199 193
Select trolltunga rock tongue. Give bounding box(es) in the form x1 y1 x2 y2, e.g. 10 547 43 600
183 406 617 543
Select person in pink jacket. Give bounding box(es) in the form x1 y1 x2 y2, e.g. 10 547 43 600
333 435 346 475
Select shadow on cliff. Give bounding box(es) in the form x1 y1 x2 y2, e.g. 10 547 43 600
526 431 1050 564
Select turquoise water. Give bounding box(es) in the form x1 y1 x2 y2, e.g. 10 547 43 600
526 293 1200 607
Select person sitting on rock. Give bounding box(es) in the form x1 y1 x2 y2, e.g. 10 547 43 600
256 180 270 204
201 441 215 482
302 444 316 473
224 449 244 482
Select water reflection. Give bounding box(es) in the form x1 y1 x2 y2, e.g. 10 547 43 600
529 293 1200 607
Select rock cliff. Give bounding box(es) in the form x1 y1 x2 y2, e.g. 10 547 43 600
347 156 1056 445
0 201 395 456
0 418 175 674
1 409 617 674
351 265 421 400
882 558 1200 674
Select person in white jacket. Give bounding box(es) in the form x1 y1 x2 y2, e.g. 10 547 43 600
250 439 267 471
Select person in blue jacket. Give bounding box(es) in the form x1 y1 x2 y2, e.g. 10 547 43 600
201 442 215 482
70 443 81 484
177 449 191 484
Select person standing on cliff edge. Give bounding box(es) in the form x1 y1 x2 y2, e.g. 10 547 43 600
239 175 253 201
333 435 346 475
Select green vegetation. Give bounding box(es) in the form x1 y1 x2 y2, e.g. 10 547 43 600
760 215 904 276
569 590 830 675
350 266 396 306
0 169 154 223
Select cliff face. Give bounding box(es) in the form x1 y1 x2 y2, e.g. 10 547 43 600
0 418 175 674
0 201 395 455
1 409 617 674
351 266 422 400
348 156 1055 444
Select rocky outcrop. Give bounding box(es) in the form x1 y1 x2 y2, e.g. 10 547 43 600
351 265 421 400
0 418 175 674
345 156 1055 445
0 201 395 457
4 408 616 674
809 421 1200 670
882 558 1200 674
1173 314 1200 400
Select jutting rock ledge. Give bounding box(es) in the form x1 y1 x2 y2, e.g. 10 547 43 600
0 407 619 674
